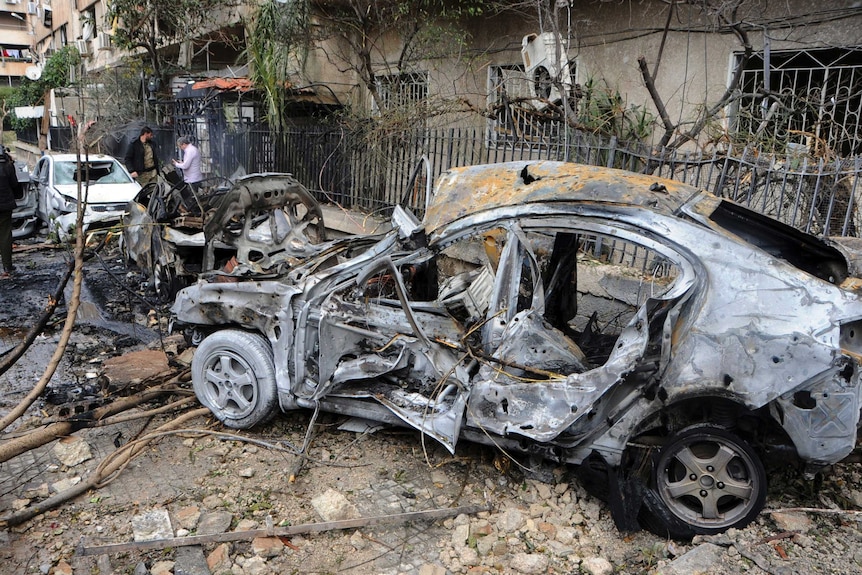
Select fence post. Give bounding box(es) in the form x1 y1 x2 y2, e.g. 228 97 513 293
606 136 617 168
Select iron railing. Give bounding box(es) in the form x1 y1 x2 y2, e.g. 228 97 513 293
38 122 862 238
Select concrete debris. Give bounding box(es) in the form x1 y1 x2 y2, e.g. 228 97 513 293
131 508 173 542
51 436 92 467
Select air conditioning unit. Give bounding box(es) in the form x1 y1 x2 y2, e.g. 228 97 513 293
5 0 21 6
521 32 573 107
26 1 36 14
74 39 90 56
97 32 111 51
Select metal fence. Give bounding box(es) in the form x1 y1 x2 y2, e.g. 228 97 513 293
220 125 862 238
35 121 862 238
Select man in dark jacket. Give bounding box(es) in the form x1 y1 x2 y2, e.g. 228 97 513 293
0 148 22 279
124 126 160 187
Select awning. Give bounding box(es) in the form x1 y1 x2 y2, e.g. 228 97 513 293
14 106 44 119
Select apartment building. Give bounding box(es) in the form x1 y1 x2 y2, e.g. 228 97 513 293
0 0 36 86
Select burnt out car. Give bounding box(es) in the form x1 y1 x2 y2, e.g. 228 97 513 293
9 157 37 238
171 161 862 539
122 171 323 301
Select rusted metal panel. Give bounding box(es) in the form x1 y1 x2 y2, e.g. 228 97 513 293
424 161 698 234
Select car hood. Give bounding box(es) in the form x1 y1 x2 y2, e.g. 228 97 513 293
54 182 141 204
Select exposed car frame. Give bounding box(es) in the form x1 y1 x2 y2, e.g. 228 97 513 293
122 171 324 301
171 161 862 539
11 159 37 239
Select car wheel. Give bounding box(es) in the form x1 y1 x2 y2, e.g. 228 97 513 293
640 424 766 540
191 330 279 429
153 261 187 302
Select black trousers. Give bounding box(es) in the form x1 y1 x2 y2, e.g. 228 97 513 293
0 210 12 272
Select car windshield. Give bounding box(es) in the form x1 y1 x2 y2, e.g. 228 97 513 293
54 160 132 185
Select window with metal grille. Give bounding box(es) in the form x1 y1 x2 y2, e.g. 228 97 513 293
373 72 427 113
487 63 576 148
733 48 862 156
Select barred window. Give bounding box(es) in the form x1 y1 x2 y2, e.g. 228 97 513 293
734 48 862 156
373 72 428 112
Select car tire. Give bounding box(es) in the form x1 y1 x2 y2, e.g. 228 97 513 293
153 261 188 302
192 329 279 429
639 424 766 540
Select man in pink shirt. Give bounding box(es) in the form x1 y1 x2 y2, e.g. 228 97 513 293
172 136 203 191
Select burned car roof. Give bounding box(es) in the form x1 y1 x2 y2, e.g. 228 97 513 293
424 161 698 234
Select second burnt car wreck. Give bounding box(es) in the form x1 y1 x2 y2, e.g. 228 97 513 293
169 160 862 540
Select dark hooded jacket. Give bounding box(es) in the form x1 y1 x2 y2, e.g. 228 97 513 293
0 153 22 212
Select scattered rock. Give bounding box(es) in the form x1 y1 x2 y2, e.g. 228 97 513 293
311 488 360 521
174 506 201 530
509 552 549 574
206 543 231 572
149 560 174 575
252 536 284 557
196 511 233 536
349 530 367 550
49 477 81 494
771 511 815 533
241 555 269 575
496 508 526 532
175 545 211 575
581 556 613 575
661 542 725 575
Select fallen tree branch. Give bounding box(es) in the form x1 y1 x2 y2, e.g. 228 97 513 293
77 504 492 556
93 395 196 427
0 374 188 464
0 407 210 528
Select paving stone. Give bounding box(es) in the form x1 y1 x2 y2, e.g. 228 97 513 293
175 546 211 575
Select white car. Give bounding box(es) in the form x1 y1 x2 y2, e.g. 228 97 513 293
32 154 141 240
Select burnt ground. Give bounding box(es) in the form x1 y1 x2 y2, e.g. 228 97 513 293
1 232 862 575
